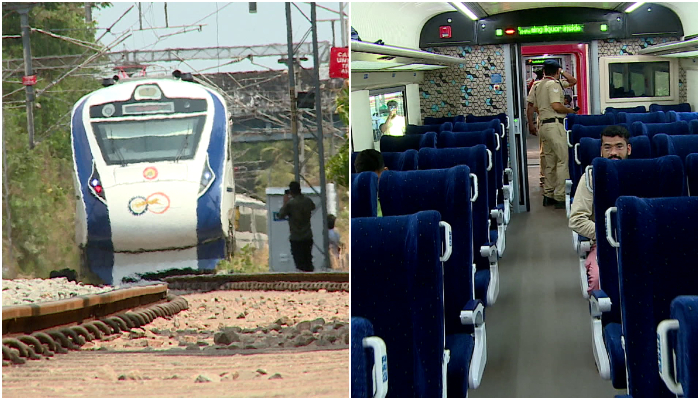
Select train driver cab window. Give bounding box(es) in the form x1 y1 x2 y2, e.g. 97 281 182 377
608 61 671 98
92 116 206 165
369 88 407 139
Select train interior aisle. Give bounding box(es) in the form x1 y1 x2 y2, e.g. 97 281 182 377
468 133 620 397
350 2 698 398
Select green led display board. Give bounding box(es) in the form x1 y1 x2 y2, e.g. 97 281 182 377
517 24 585 35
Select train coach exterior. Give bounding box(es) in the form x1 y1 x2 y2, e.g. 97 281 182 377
70 77 235 284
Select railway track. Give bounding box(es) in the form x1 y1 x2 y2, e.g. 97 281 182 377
2 272 349 367
2 284 188 366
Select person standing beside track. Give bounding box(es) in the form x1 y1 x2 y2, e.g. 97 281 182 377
278 181 316 272
530 59 577 209
569 125 632 294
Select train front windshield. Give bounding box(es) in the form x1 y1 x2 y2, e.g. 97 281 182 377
91 115 206 165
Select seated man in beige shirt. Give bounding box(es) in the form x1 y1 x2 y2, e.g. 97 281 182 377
568 125 632 294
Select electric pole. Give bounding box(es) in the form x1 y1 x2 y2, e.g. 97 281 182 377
339 2 347 47
19 6 36 150
285 2 300 183
311 3 330 271
84 2 92 23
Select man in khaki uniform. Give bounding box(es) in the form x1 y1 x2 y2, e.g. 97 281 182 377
530 59 577 208
569 125 632 293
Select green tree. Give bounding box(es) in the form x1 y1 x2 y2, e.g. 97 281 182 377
325 82 349 188
2 3 110 278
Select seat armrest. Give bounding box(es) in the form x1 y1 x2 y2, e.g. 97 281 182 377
480 244 498 263
463 299 487 390
565 179 572 196
576 236 591 256
490 208 504 225
590 290 612 317
460 299 485 326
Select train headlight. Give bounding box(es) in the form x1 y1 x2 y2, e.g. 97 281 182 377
198 156 215 197
89 164 107 204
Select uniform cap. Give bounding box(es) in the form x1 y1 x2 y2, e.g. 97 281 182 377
544 59 561 69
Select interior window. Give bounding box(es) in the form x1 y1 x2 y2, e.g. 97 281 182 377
608 61 670 98
369 89 407 139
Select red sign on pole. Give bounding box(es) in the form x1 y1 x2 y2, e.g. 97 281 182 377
22 75 37 86
329 47 349 79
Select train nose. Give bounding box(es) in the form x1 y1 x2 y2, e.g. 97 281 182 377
107 182 200 252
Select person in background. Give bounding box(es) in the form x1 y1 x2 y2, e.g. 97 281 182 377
569 125 632 294
530 59 577 209
379 100 406 136
327 214 343 270
527 69 546 187
278 181 316 272
354 149 387 216
564 94 581 113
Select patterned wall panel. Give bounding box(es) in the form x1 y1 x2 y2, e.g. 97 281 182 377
420 45 507 119
596 37 687 103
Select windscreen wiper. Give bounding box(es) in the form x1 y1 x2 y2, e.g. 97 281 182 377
108 129 127 167
174 123 192 163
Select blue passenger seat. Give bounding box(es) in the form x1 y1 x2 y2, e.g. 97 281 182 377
657 295 698 398
649 102 692 113
351 316 388 398
564 113 615 130
686 153 698 196
613 196 698 397
438 130 507 254
418 146 500 306
379 132 436 152
630 120 691 139
351 172 378 218
667 111 698 122
352 210 484 397
618 111 667 126
377 167 488 391
406 122 452 135
589 156 686 388
382 150 418 171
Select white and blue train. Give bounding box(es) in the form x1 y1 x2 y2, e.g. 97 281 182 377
70 74 235 284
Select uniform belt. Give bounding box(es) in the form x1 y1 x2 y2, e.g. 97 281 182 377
541 117 565 125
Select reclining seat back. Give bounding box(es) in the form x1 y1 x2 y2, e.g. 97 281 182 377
351 151 358 173
453 121 506 177
351 316 379 398
650 102 692 113
351 172 378 218
652 133 698 159
380 132 436 152
565 113 615 130
425 116 455 125
691 120 698 135
351 211 446 397
407 122 453 135
670 295 699 398
687 153 698 196
464 115 508 165
667 111 698 122
579 135 652 172
383 150 419 171
379 167 476 332
605 106 647 123
571 125 610 198
632 120 691 139
438 130 501 210
418 146 493 303
615 196 698 398
619 111 667 126
593 155 686 329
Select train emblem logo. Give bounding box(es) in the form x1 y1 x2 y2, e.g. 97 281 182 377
128 192 171 216
143 166 158 180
